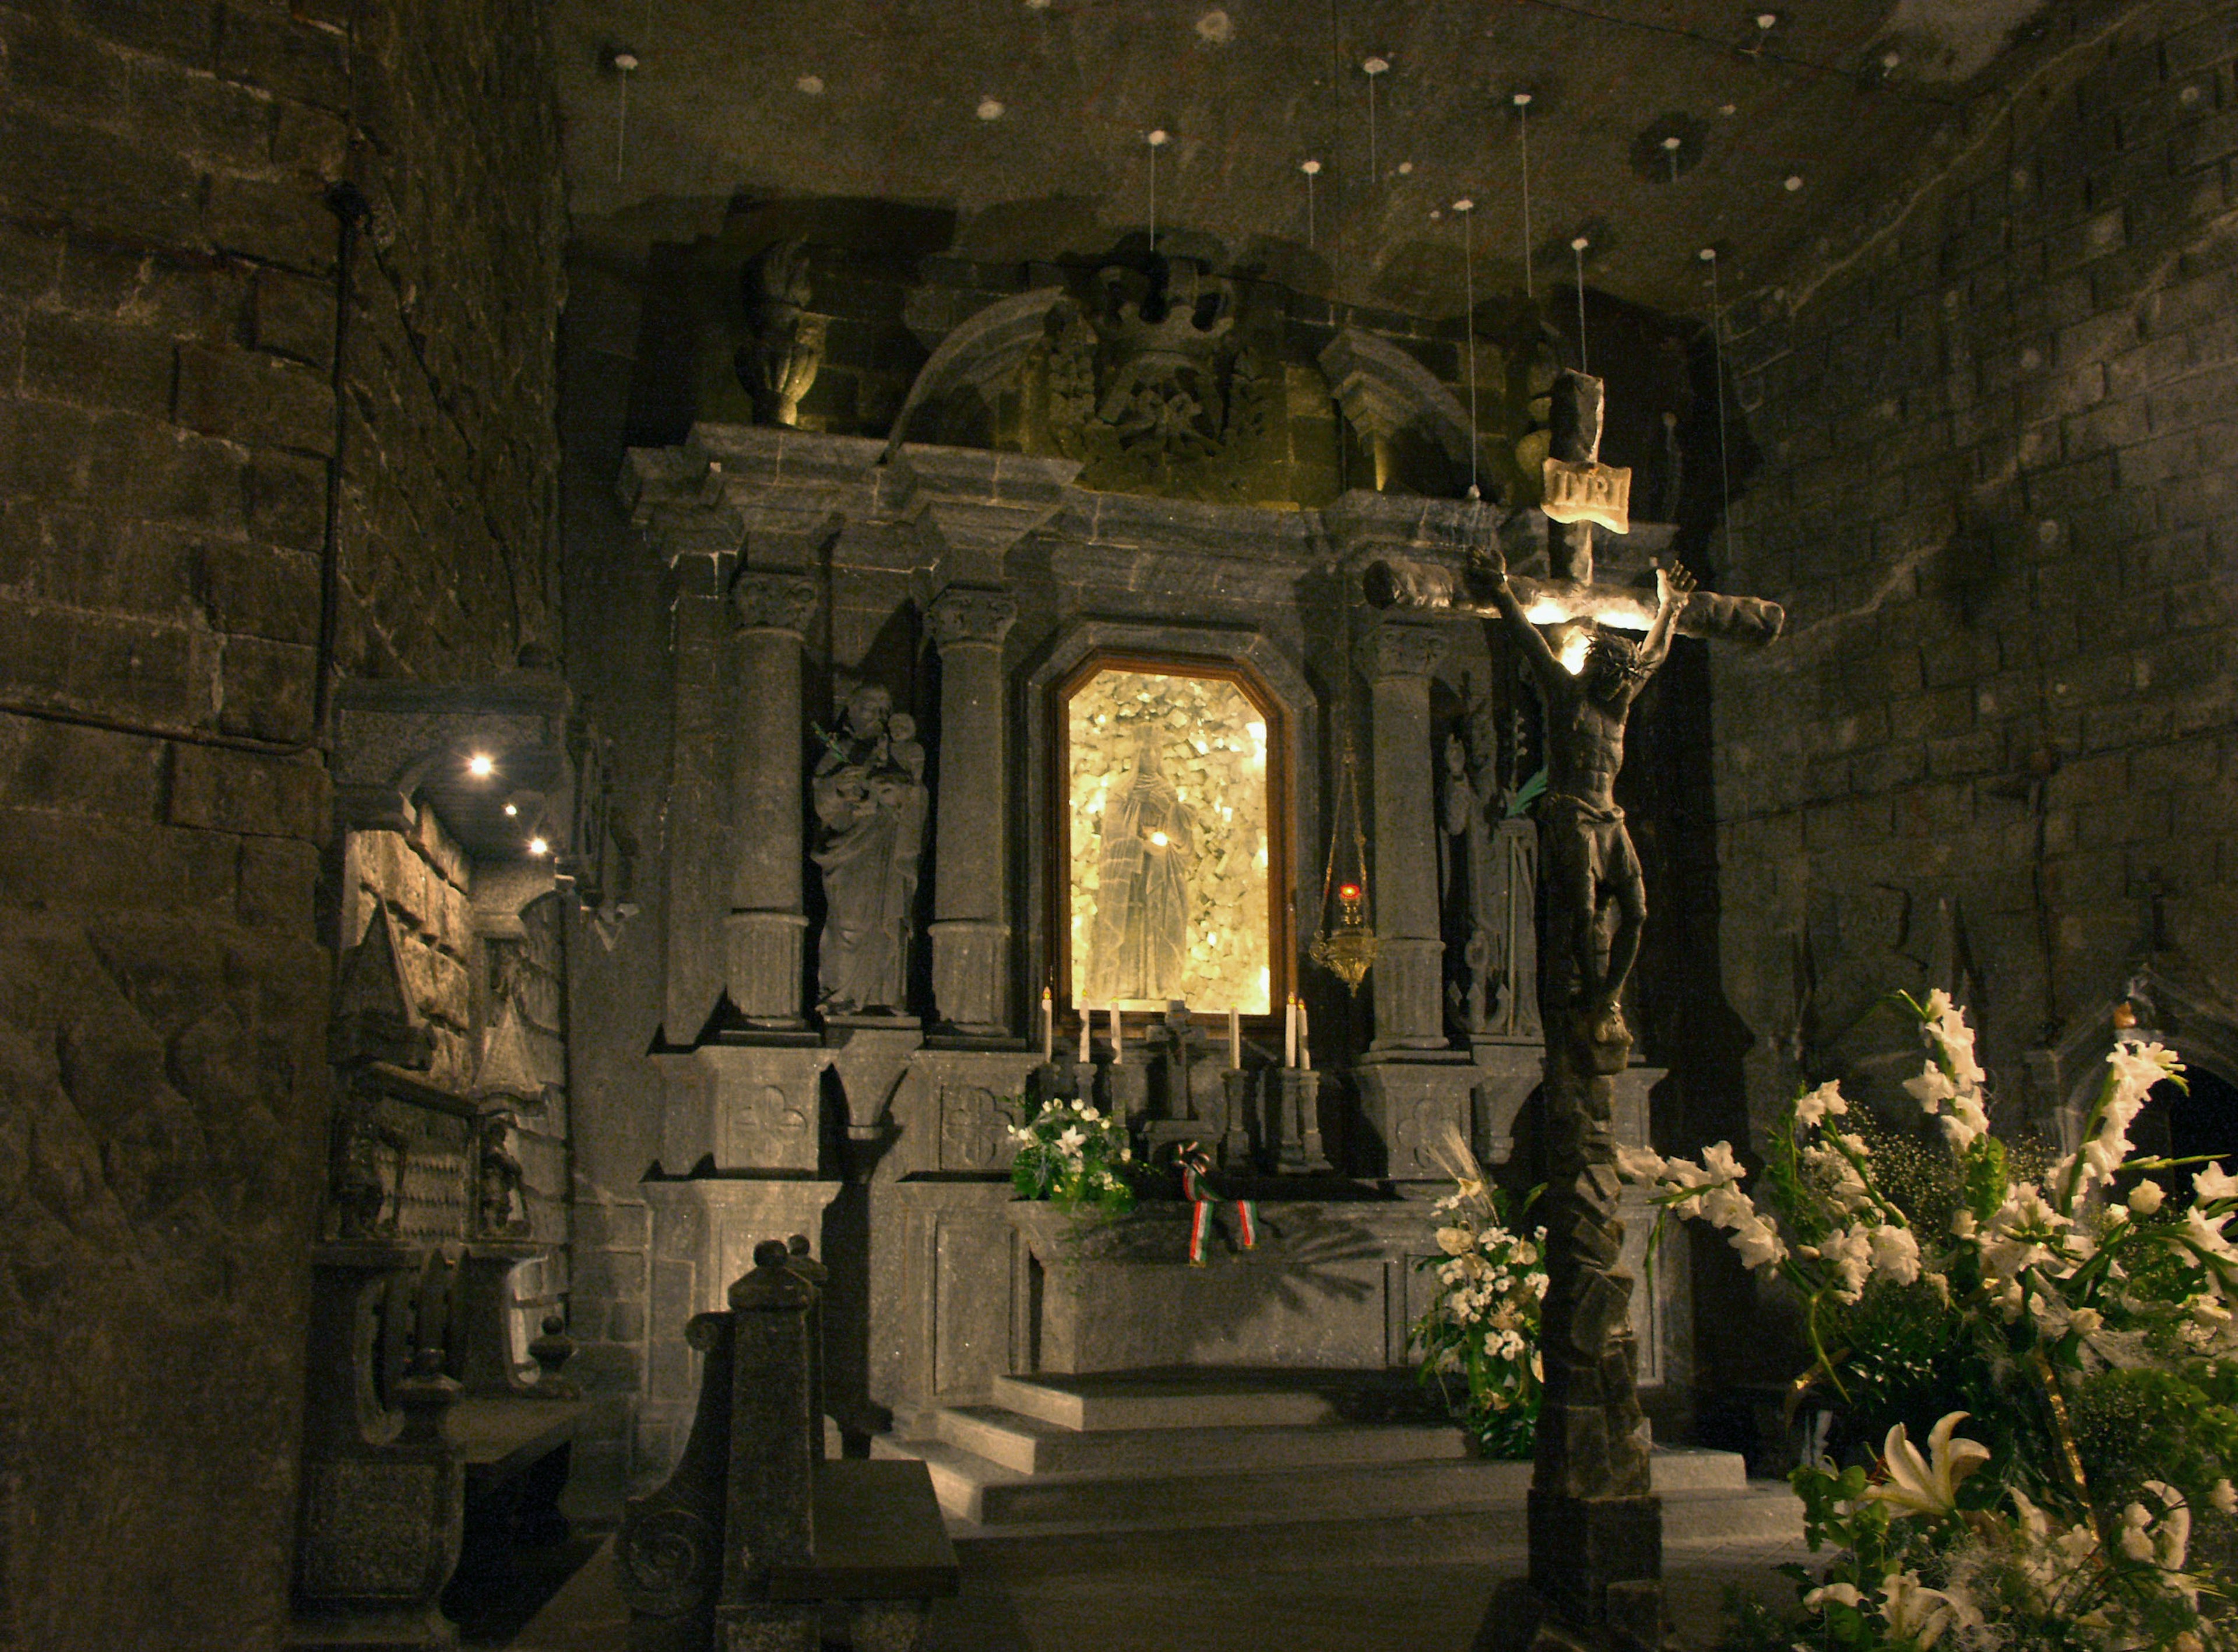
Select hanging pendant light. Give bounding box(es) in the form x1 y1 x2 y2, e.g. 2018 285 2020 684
1310 731 1377 992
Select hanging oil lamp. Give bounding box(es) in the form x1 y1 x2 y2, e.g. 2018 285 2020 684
1310 732 1377 992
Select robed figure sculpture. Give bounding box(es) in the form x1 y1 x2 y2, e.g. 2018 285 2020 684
1086 734 1195 1005
811 684 928 1013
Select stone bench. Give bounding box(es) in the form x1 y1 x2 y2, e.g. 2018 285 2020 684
619 1239 959 1652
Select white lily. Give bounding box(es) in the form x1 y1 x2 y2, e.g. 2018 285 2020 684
1866 1411 1990 1519
1879 1570 1968 1648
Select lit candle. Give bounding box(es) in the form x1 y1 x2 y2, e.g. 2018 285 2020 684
1228 1008 1241 1069
1110 1004 1123 1065
1078 1002 1092 1065
1300 996 1312 1072
1042 987 1054 1063
1285 995 1298 1068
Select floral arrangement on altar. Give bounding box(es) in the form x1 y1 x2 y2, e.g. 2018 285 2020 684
1008 1095 1136 1217
1409 1133 1548 1459
1616 990 2238 1650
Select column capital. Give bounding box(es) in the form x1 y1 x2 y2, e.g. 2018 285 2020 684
1366 617 1444 681
730 570 820 636
924 586 1018 651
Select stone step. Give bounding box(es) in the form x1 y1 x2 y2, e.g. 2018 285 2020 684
990 1372 1345 1432
935 1404 1469 1476
879 1433 1787 1538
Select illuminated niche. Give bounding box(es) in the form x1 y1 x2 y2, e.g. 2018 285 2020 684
1062 660 1278 1016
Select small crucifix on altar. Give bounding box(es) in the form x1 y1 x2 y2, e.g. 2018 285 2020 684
1366 367 1784 1652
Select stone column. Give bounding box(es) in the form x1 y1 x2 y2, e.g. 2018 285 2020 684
1366 618 1448 1050
924 586 1018 1037
726 570 821 1027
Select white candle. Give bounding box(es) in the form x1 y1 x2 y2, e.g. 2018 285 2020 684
1110 1005 1123 1064
1042 987 1054 1063
1228 1008 1241 1069
1300 997 1312 1072
1078 1002 1092 1065
1285 995 1298 1068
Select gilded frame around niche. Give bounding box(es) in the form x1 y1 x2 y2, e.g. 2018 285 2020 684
1050 651 1290 1021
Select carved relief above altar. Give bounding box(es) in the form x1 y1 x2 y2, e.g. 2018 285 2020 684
1022 257 1291 504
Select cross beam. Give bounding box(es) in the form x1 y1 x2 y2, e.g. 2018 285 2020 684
1361 554 1784 647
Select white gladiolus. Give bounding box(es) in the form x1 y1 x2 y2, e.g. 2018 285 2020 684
2129 1179 2166 1215
1794 1080 1849 1127
1871 1224 1921 1285
2195 1161 2238 1203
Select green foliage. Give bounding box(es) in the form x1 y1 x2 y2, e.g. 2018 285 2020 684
1008 1096 1135 1216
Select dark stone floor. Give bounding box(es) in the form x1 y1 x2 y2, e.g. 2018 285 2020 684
499 1527 1816 1651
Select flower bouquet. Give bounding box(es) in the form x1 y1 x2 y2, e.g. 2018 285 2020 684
1409 1133 1548 1459
1617 990 2238 1649
1008 1095 1135 1217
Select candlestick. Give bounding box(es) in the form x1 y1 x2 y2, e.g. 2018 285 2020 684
1299 998 1311 1072
1109 1005 1123 1065
1285 995 1298 1068
1228 1008 1241 1069
1041 987 1054 1063
1078 1002 1092 1065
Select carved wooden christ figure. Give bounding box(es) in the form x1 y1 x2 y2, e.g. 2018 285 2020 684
1086 734 1195 1004
811 683 928 1013
1477 548 1694 1045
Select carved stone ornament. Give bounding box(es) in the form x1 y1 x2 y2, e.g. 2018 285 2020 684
731 570 820 636
1026 256 1285 503
736 239 827 428
924 586 1018 651
1367 618 1445 682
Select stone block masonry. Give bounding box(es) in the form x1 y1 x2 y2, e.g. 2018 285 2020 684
1711 0 2238 1151
0 1 564 1647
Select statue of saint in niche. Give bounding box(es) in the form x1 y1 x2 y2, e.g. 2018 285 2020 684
811 684 928 1014
1086 734 1195 1004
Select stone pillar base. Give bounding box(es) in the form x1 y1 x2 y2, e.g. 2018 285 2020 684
725 910 808 1027
1472 1494 1662 1652
1368 934 1448 1050
929 918 1009 1036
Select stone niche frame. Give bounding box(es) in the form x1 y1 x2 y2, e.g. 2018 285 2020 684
1024 622 1315 1042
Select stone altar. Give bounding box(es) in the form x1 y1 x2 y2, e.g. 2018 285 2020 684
614 396 1714 1493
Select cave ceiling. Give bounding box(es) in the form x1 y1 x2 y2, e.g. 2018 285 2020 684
553 0 2058 320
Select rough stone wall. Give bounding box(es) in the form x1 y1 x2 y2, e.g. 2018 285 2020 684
0 1 563 1646
1713 0 2238 1158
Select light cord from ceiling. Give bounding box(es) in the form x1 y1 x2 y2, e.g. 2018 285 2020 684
1364 57 1385 185
614 62 632 184
1704 247 1734 569
1457 198 1479 499
1572 236 1588 375
1515 93 1534 299
1146 129 1166 249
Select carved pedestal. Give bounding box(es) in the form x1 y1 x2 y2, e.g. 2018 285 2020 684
1273 1069 1330 1173
291 1244 465 1652
1354 1052 1478 1181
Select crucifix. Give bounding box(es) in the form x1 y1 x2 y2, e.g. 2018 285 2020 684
1365 368 1783 1652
